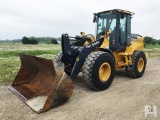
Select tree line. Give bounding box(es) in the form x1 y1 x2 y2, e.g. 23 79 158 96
1 35 160 45
21 36 160 45
22 36 59 44
144 36 160 45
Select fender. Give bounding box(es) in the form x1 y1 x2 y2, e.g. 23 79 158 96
70 38 104 79
98 48 115 63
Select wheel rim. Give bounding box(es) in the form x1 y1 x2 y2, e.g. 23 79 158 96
137 58 144 72
99 62 111 82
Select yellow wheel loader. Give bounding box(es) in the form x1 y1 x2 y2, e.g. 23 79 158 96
8 9 147 113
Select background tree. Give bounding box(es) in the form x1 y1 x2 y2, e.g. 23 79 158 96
22 36 30 44
152 40 156 45
51 38 58 44
157 40 160 45
30 37 38 44
22 36 38 44
144 36 153 44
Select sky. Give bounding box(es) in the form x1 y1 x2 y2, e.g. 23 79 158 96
0 0 160 40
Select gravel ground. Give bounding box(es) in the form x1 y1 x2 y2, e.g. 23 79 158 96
0 57 160 120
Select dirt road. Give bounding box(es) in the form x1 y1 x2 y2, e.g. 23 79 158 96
0 58 160 120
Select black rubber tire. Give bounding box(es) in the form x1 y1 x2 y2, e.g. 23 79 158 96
82 51 115 90
54 52 64 71
125 50 147 78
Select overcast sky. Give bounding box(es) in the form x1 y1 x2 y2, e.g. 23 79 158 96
0 0 160 40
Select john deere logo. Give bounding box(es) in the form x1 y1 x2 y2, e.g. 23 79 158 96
86 41 99 48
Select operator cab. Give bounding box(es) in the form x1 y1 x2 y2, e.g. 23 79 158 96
93 9 134 51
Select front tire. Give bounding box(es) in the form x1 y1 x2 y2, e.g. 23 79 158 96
83 51 115 90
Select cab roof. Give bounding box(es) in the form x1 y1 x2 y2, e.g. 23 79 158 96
96 9 135 15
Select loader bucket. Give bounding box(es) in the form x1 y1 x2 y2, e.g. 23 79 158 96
8 54 73 113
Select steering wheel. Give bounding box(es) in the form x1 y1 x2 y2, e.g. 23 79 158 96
96 28 113 39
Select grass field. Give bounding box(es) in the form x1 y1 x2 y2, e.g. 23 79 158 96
0 43 61 83
0 43 159 84
145 44 160 49
144 44 160 57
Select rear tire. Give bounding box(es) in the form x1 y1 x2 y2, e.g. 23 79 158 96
83 51 115 90
125 50 147 78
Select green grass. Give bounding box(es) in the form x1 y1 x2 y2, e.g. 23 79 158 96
0 43 159 84
145 44 160 49
0 57 20 84
0 44 61 84
144 44 160 58
0 50 60 58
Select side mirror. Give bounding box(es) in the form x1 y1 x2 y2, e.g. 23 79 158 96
93 13 97 23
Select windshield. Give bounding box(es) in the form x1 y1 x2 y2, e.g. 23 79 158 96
96 12 117 35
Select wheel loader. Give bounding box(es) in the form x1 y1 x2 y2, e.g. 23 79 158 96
8 9 147 113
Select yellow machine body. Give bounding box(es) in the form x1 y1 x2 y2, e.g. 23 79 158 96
94 32 146 70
